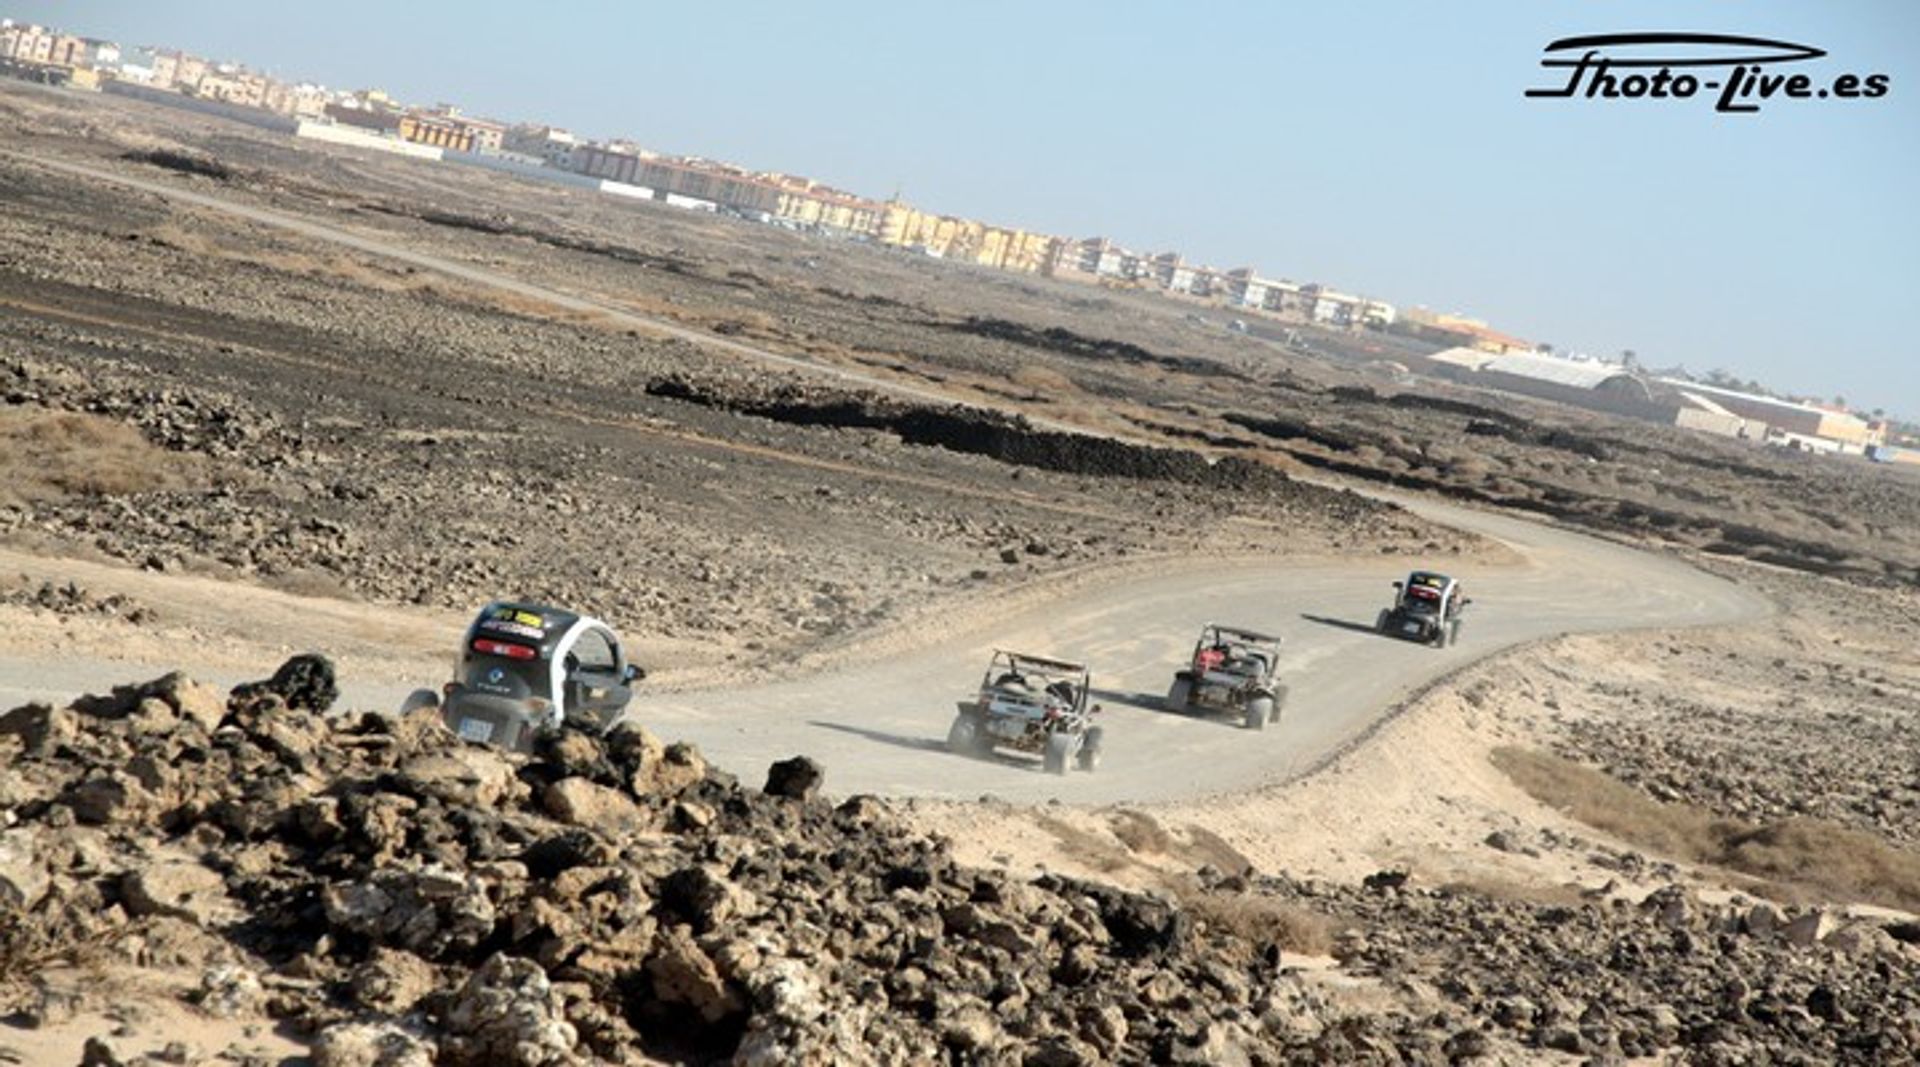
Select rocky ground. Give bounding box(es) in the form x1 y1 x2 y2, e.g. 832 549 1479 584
4 82 1916 620
1527 561 1920 850
0 83 1453 679
4 646 1919 1066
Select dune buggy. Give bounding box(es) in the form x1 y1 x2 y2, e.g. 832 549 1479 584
1376 571 1469 648
404 601 645 753
1165 623 1285 730
949 650 1103 774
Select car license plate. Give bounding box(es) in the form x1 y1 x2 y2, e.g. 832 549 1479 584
1403 622 1421 634
456 718 494 742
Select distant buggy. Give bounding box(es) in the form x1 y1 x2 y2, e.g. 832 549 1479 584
1376 572 1469 648
949 650 1104 774
406 602 645 753
1165 623 1285 730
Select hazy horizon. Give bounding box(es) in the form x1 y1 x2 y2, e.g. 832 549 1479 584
7 1 1915 419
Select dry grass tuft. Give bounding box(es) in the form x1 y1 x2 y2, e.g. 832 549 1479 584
1177 889 1336 956
0 409 200 506
1179 825 1256 874
1109 809 1175 855
1493 746 1920 912
1032 814 1134 875
1009 364 1078 397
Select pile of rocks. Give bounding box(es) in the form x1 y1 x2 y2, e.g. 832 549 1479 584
1247 869 1920 1063
6 656 1918 1064
0 660 1349 1065
0 580 153 623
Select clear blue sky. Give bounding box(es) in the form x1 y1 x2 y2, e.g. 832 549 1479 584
10 2 1916 417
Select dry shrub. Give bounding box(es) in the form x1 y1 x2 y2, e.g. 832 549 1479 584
0 409 199 505
1109 809 1175 855
1010 365 1078 397
1179 825 1256 874
261 567 361 602
1491 745 1714 859
1177 890 1335 956
1493 746 1920 912
1032 814 1134 874
1439 875 1588 910
1720 819 1920 914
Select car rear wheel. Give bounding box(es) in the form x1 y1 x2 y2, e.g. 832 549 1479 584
1375 610 1390 633
1044 731 1078 775
1449 619 1463 646
400 688 440 716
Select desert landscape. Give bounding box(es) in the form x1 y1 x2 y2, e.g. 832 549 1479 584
2 80 1919 1066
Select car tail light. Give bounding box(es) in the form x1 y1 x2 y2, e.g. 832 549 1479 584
473 638 537 660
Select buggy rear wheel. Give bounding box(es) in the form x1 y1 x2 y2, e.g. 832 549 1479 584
1375 610 1390 634
1245 695 1273 731
947 714 988 758
1248 695 1278 730
1449 619 1463 647
1076 726 1104 772
1165 676 1192 713
1043 731 1078 775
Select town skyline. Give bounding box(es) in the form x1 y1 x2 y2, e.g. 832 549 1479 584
2 1 1914 420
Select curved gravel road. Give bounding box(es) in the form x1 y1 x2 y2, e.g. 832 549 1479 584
642 497 1768 803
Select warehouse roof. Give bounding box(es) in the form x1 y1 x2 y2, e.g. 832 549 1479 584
1483 351 1637 390
1426 346 1495 371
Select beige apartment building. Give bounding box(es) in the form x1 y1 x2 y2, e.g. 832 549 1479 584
150 50 210 92
0 23 56 64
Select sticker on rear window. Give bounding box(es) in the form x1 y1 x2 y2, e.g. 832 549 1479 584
489 607 545 628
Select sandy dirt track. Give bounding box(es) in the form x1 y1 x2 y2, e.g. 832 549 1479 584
640 497 1767 803
0 495 1768 806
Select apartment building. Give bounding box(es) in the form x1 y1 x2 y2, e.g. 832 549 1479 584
503 125 578 167
398 112 475 152
0 22 55 64
196 65 270 108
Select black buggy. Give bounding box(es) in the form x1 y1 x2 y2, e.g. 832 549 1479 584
948 650 1104 775
1165 623 1286 730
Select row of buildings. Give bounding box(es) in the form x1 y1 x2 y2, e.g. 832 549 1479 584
2 19 331 115
1 14 1406 332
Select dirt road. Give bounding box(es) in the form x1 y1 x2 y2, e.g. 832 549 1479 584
0 496 1767 804
639 498 1766 803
